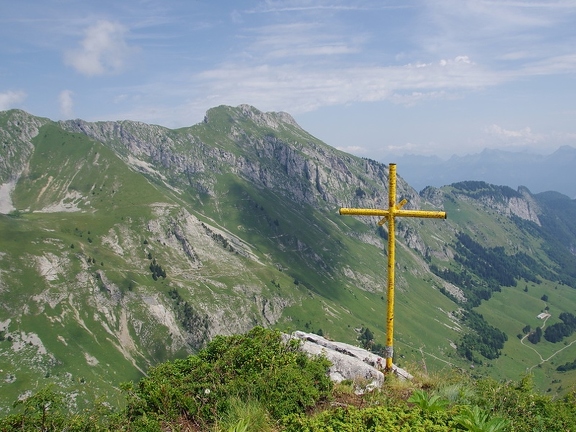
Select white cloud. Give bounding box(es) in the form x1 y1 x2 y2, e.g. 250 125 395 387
479 124 576 155
231 9 243 24
417 0 576 66
484 124 544 149
108 1 573 129
248 1 366 14
486 124 529 138
337 145 368 154
385 142 429 155
520 54 576 76
105 52 503 129
0 90 27 110
243 22 364 61
192 55 500 116
64 20 136 76
389 91 452 106
59 90 74 118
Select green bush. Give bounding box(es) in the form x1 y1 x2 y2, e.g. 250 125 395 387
122 327 332 428
407 389 449 412
282 405 456 431
0 386 113 431
215 397 271 432
471 375 576 431
454 405 509 432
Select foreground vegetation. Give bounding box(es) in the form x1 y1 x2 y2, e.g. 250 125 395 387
1 327 576 431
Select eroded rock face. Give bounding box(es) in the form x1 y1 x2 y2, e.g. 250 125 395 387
289 331 412 393
480 192 541 225
61 106 424 213
0 110 49 213
0 110 47 182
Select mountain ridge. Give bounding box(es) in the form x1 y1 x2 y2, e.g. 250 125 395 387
1 105 576 412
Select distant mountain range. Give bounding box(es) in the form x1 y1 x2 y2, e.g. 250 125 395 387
393 146 576 198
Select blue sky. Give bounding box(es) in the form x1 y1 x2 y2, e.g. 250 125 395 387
1 0 575 159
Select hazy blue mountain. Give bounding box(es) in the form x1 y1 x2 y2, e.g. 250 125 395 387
394 146 576 198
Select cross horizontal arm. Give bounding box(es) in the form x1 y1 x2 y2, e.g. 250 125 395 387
339 207 446 219
339 208 389 217
395 210 446 219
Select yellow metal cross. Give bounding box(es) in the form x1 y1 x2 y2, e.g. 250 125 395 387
339 163 446 371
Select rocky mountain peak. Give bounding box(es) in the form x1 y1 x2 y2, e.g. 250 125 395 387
204 104 303 132
237 104 302 130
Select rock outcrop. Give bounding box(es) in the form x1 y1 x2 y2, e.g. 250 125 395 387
290 331 412 393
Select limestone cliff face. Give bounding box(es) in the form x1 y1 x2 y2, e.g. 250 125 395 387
59 106 453 297
477 187 541 225
60 106 434 219
448 181 542 225
59 106 447 285
514 187 542 225
0 110 48 183
420 186 445 209
0 110 50 213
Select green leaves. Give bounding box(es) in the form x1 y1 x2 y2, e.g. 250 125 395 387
454 405 509 432
0 386 114 432
282 405 456 431
407 389 449 412
124 327 332 427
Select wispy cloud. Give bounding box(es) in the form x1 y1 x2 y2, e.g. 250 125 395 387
193 0 576 119
192 55 503 116
0 90 27 110
182 0 572 121
337 145 368 154
58 90 74 118
247 0 409 14
384 142 423 155
103 50 508 128
484 124 544 151
520 54 576 76
418 0 576 61
64 20 137 76
245 22 361 59
248 1 362 14
482 123 576 153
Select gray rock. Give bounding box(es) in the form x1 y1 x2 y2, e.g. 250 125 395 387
289 331 412 393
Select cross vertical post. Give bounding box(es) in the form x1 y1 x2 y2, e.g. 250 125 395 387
385 163 398 370
339 163 446 371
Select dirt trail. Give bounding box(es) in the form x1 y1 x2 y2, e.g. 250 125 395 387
520 314 576 371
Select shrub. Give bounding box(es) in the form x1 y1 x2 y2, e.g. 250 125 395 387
408 389 449 412
282 405 456 431
454 405 509 432
215 397 271 432
122 327 332 428
471 375 576 431
0 386 114 431
0 386 67 431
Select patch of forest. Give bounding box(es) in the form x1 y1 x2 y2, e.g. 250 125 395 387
512 211 576 288
457 310 508 362
544 312 576 343
451 181 522 201
431 232 547 308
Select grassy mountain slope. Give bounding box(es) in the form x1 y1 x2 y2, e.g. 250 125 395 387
1 106 576 412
